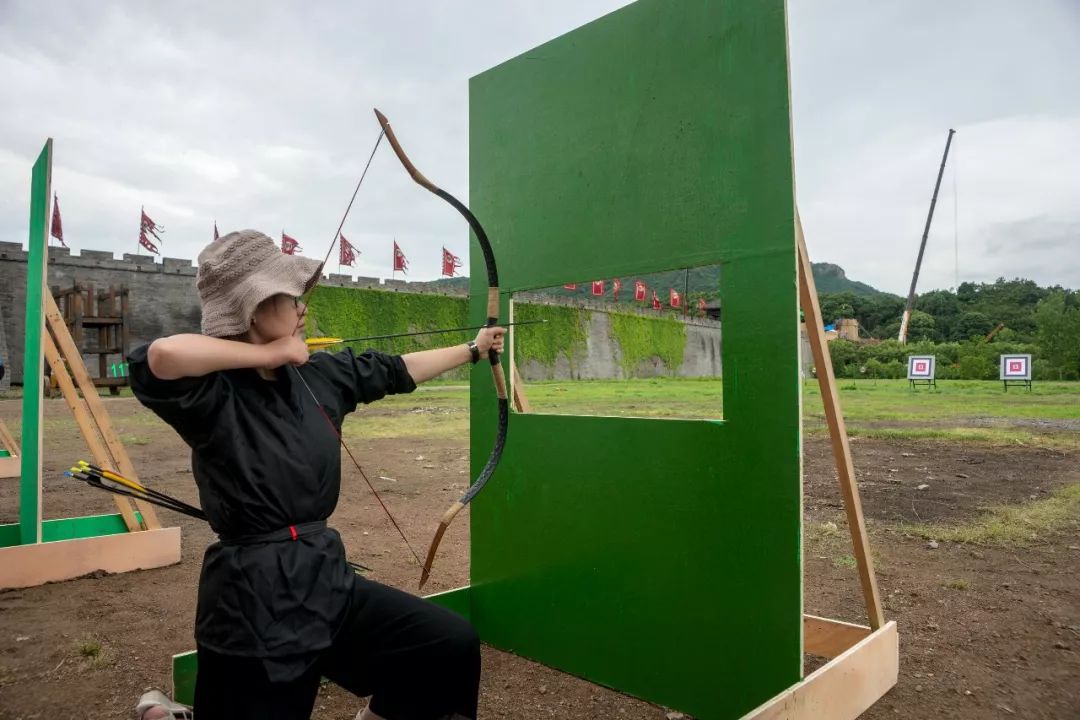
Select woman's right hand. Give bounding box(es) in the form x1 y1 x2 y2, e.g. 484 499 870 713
265 335 310 368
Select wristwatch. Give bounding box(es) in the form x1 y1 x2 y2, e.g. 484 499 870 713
466 341 481 364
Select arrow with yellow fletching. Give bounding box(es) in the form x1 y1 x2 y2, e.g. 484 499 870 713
305 318 547 351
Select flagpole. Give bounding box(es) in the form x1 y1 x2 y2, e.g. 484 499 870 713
137 206 142 257
683 267 689 316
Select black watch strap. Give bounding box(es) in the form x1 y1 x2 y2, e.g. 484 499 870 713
466 341 480 364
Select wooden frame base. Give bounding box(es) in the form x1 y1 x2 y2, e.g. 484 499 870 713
0 526 181 589
0 456 19 479
743 620 898 720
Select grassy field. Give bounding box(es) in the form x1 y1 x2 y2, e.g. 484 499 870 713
356 378 1080 449
4 378 1076 449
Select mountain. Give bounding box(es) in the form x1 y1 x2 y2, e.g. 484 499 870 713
811 263 887 296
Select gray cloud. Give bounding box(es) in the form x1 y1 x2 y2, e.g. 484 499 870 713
1 0 1077 291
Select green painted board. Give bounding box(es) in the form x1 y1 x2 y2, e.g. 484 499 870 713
0 513 138 548
40 512 136 542
19 140 52 546
172 651 198 707
467 2 799 718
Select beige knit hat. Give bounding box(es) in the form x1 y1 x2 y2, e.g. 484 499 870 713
196 230 323 337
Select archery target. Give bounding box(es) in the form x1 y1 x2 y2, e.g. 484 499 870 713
1000 354 1032 380
907 355 936 380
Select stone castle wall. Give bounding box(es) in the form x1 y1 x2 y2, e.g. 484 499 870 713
0 243 468 385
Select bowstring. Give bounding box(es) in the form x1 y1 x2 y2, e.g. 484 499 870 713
318 128 386 273
291 365 423 567
294 126 422 568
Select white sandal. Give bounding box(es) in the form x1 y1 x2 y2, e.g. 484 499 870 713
135 689 193 719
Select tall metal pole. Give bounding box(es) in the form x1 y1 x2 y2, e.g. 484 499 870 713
898 128 955 344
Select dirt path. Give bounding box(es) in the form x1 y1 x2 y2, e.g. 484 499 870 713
0 398 1077 719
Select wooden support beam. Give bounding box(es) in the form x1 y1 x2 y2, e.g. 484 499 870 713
43 332 143 532
0 421 19 458
507 299 532 414
0 421 19 478
44 292 161 529
796 213 885 629
743 621 898 720
511 362 532 414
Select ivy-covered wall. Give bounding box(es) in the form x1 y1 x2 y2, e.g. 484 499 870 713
609 312 687 376
513 302 717 379
306 287 473 379
513 304 589 372
306 286 721 380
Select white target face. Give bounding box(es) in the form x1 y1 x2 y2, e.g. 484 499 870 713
907 356 936 380
1000 354 1032 380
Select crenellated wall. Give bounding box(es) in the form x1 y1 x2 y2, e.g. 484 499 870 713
0 243 468 384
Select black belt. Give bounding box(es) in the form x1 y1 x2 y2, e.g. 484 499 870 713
219 520 327 546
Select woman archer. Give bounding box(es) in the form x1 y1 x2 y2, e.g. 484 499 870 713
132 229 502 720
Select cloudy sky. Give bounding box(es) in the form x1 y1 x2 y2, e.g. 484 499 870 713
1 0 1077 294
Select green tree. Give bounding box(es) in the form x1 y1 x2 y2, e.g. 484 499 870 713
916 290 960 338
955 311 994 340
819 292 857 325
1036 291 1080 379
906 310 937 342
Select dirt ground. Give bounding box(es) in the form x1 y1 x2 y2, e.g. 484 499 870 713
1 397 1078 719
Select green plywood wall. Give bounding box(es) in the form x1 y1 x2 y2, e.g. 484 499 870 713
465 1 799 718
20 140 52 546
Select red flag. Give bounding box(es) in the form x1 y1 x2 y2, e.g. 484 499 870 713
634 280 646 302
612 278 622 300
698 297 707 316
50 194 66 247
393 240 408 274
339 233 358 266
652 291 661 310
138 232 159 254
139 207 163 254
213 222 220 241
563 283 577 291
281 232 300 255
669 288 681 308
140 208 164 241
442 247 463 277
591 280 605 296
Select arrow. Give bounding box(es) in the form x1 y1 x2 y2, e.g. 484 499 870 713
305 319 547 350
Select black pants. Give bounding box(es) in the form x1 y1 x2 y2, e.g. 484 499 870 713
194 577 480 719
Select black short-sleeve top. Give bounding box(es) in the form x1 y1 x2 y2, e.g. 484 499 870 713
128 344 416 680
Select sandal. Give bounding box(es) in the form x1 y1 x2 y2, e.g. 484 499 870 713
135 689 193 719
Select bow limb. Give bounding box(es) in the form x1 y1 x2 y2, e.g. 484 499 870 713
373 108 509 589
